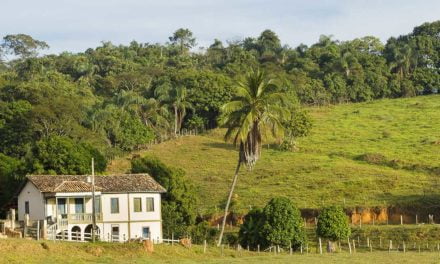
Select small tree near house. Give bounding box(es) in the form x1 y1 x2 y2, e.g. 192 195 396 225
260 197 306 249
316 206 351 252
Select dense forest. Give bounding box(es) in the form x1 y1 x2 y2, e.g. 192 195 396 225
0 21 439 209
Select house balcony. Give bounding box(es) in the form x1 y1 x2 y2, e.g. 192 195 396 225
56 213 102 227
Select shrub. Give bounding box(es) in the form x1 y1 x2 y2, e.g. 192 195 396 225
356 153 387 165
239 208 264 249
316 206 351 241
278 138 299 152
260 197 306 249
223 232 239 246
189 221 219 245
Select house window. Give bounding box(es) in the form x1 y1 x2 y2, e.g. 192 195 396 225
142 227 150 239
95 196 101 213
146 197 154 212
111 225 119 242
74 198 84 213
57 198 67 215
24 201 29 214
133 198 142 212
110 198 119 214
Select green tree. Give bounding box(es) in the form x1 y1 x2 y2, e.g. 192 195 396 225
1 34 49 59
238 208 264 249
0 153 24 213
156 83 193 136
169 28 196 55
316 206 351 252
261 197 306 249
217 69 289 245
31 136 107 175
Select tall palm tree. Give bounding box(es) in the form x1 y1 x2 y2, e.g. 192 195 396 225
217 69 290 246
155 85 193 136
115 90 170 135
389 44 417 79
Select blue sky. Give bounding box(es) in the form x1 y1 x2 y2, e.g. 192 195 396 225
1 0 439 54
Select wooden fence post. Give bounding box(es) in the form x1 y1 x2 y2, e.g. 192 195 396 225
300 243 303 254
400 215 403 225
257 244 260 255
221 245 224 257
290 241 293 255
380 237 382 248
37 221 40 241
348 238 352 254
203 240 207 254
403 241 406 253
416 214 418 225
319 237 323 254
389 240 392 253
352 239 356 253
367 237 370 247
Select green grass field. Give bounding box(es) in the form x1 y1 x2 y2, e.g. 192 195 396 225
107 95 440 213
1 238 440 264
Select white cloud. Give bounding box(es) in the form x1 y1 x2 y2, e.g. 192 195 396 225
1 0 439 54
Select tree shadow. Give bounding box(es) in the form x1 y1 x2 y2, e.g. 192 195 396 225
202 142 237 151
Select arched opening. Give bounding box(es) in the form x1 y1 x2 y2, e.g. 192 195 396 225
84 224 100 241
71 226 81 241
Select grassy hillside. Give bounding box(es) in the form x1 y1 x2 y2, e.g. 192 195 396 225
107 95 440 213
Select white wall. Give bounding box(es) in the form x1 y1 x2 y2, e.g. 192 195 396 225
17 181 45 221
101 193 129 222
129 221 162 241
128 193 161 222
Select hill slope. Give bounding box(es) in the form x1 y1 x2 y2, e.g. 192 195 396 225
107 95 440 213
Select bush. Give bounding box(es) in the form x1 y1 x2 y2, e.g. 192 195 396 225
316 206 351 241
189 221 219 245
239 208 264 249
356 153 387 165
278 138 299 152
223 232 239 246
261 197 306 249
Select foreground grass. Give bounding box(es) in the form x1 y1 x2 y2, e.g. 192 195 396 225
1 239 440 264
107 95 440 213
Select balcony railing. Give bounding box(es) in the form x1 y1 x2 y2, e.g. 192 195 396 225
56 213 102 225
69 213 102 223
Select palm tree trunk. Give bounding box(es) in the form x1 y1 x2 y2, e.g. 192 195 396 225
217 161 241 246
174 105 178 136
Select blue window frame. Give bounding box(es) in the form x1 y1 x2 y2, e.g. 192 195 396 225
142 227 150 239
74 198 84 213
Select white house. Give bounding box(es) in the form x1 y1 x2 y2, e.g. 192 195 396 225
17 174 166 242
